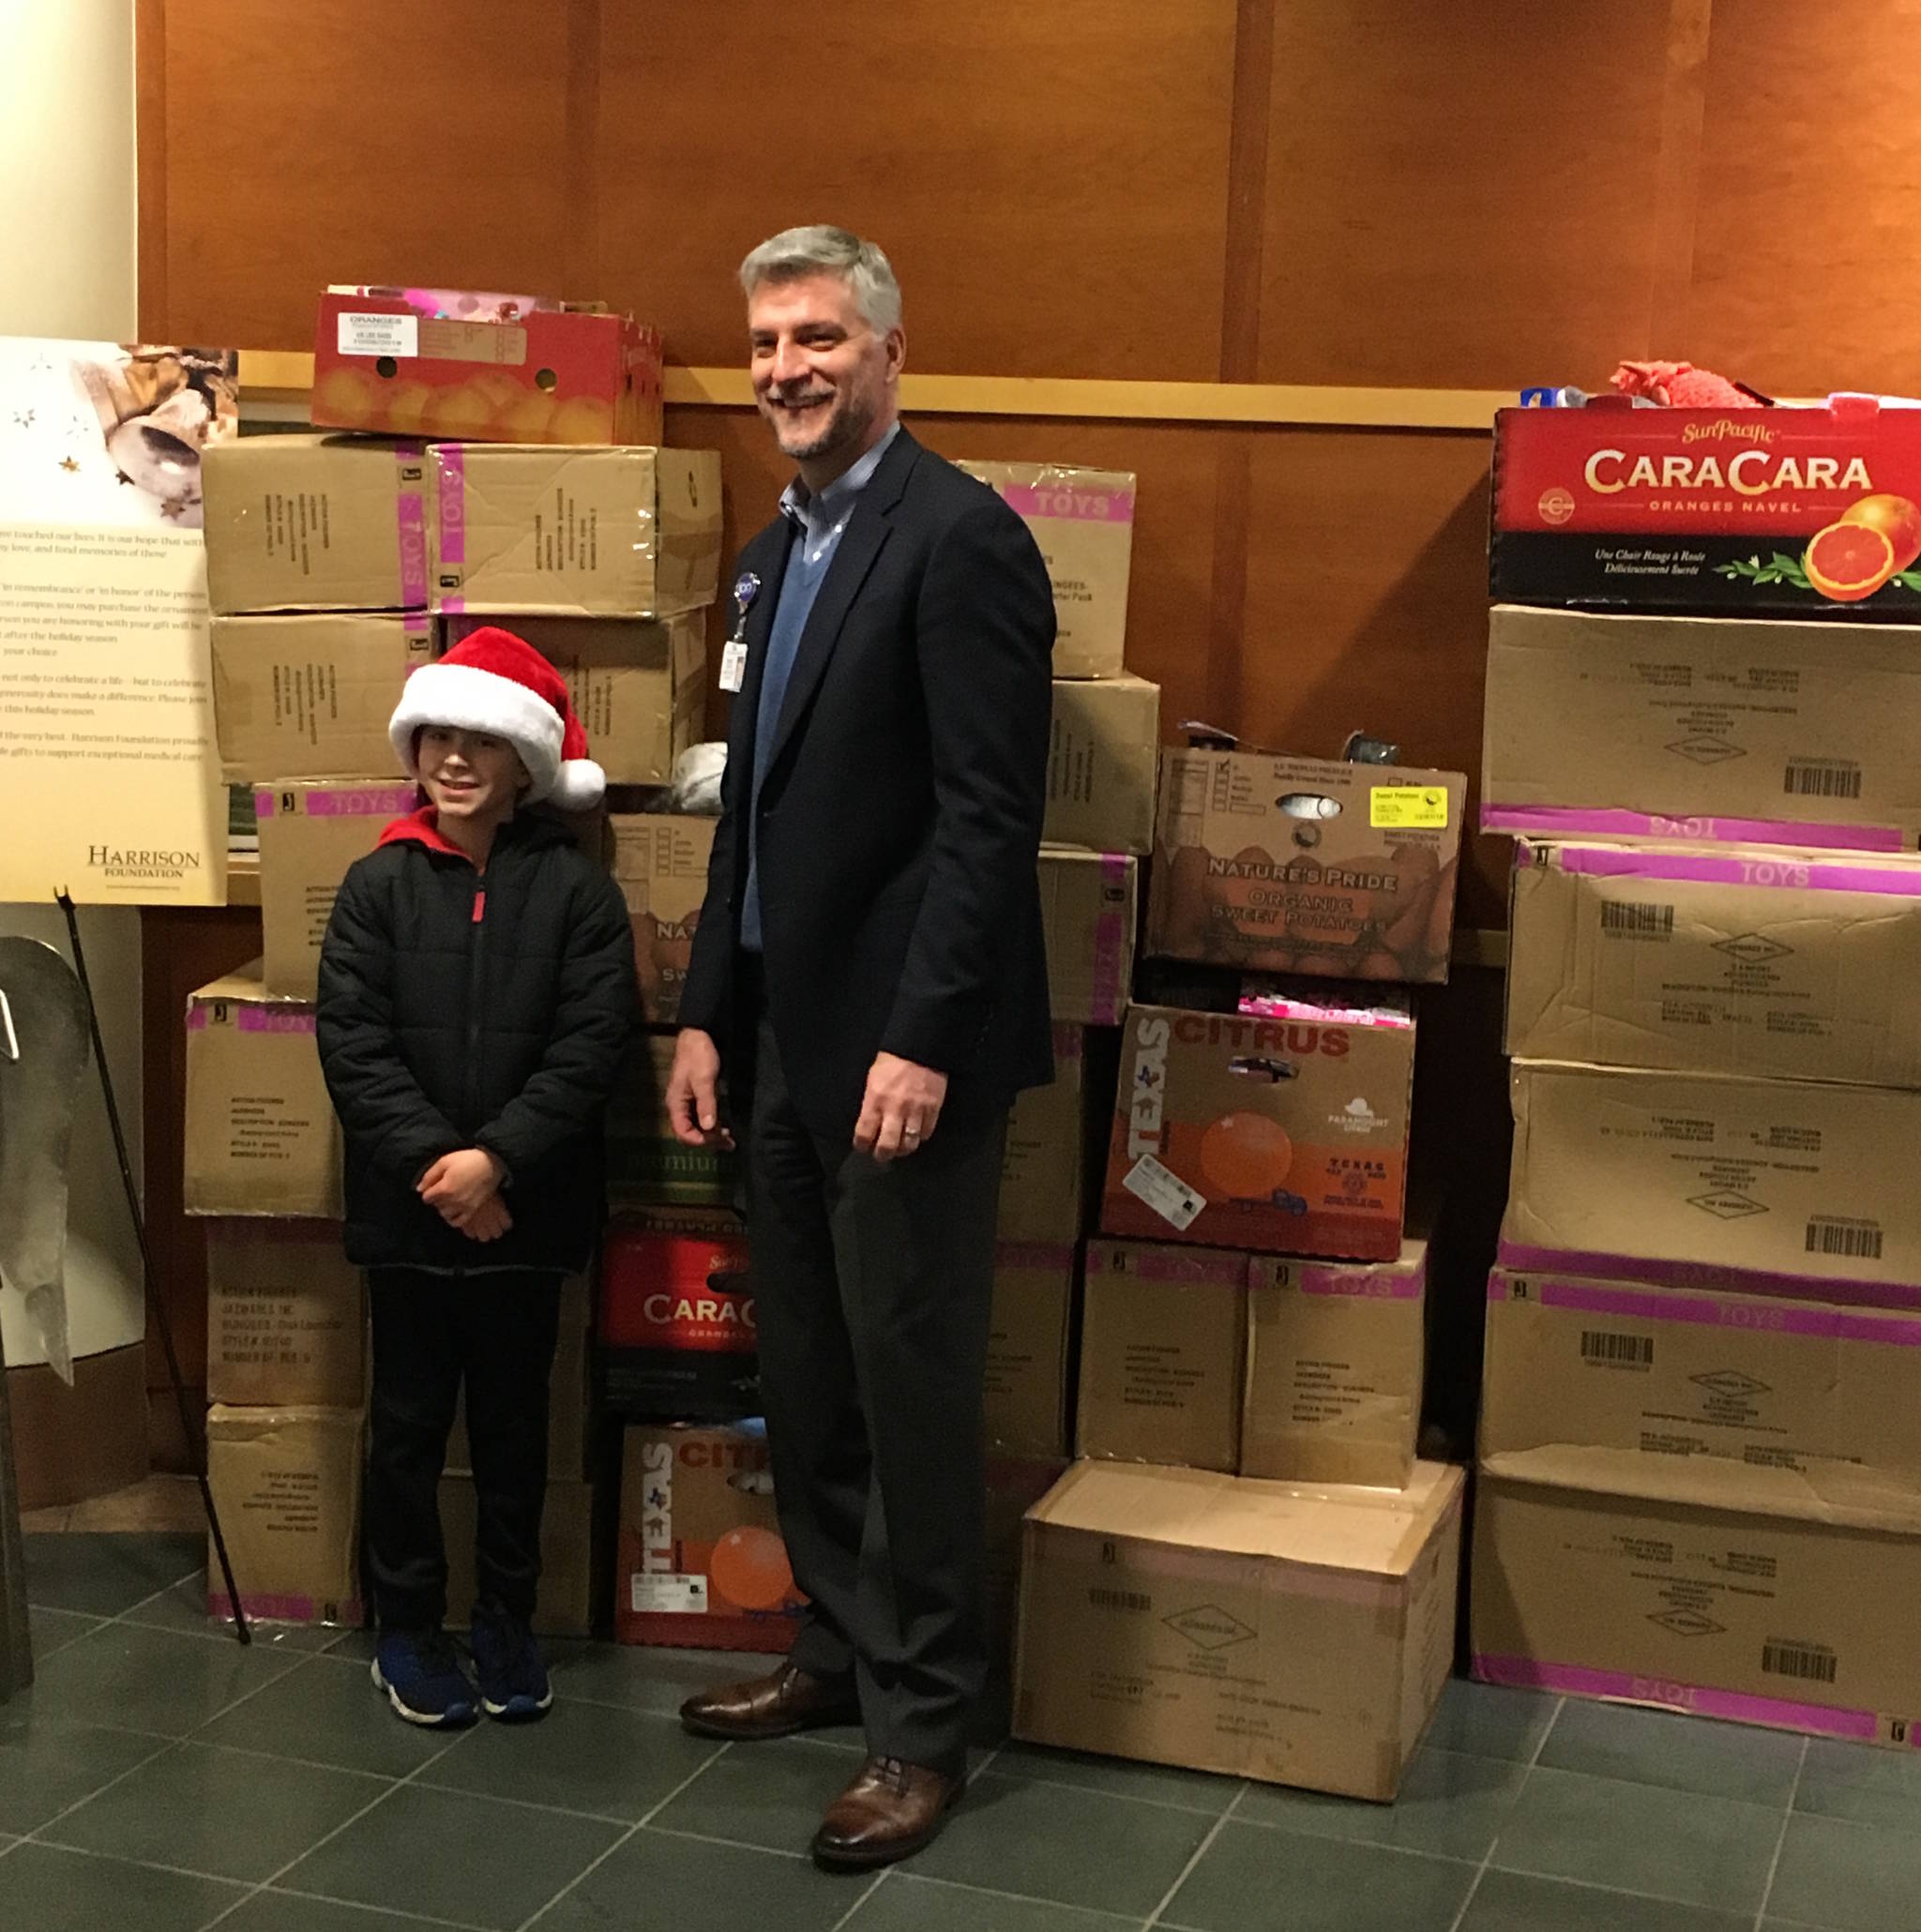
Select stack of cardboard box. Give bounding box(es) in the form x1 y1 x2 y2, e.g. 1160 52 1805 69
1473 396 1921 1747
603 460 1159 1660
186 288 721 1634
1005 740 1472 1800
965 462 1153 1668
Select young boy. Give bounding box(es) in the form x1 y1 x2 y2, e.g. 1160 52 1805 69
317 626 637 1728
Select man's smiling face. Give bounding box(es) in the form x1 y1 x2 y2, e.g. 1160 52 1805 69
748 272 900 473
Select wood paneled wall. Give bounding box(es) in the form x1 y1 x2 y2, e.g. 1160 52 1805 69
132 0 1921 1456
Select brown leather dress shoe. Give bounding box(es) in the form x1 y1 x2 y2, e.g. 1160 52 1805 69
811 1756 963 1871
678 1662 860 1741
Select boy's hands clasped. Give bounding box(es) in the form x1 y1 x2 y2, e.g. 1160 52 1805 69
419 1148 511 1242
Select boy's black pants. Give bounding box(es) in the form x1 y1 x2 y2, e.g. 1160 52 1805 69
366 1268 563 1631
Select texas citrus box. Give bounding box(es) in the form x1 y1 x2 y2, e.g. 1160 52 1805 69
1146 748 1466 985
1101 997 1414 1260
1491 396 1921 616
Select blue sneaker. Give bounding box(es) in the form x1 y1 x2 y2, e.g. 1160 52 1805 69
371 1630 479 1728
469 1603 552 1721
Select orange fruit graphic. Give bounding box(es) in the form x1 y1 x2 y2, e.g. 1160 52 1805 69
1199 1112 1293 1200
710 1525 794 1611
1805 521 1896 602
1839 493 1921 573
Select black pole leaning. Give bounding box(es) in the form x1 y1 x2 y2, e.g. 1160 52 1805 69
0 1314 30 1698
54 893 250 1645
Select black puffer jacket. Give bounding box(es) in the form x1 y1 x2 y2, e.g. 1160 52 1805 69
316 807 637 1273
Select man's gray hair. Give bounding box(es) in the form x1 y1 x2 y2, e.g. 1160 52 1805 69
739 226 902 335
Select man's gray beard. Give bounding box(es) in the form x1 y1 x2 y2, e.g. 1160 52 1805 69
780 395 874 464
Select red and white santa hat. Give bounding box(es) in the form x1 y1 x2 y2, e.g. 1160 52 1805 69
388 626 605 810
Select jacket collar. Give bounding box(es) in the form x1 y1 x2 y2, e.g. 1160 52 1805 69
376 804 571 863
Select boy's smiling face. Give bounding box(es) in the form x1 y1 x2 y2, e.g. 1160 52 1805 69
417 724 528 826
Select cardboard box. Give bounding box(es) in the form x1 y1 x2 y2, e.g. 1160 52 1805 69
1503 1059 1921 1306
205 1221 364 1410
985 1243 1077 1458
954 460 1134 679
1015 1460 1464 1797
440 1475 600 1637
998 1026 1087 1242
1077 1240 1245 1473
1474 1473 1921 1747
1148 747 1466 984
1482 1266 1921 1523
1481 604 1921 850
313 289 665 446
205 1404 364 1626
985 1455 1072 1673
607 1033 739 1209
202 432 432 616
447 613 706 790
1506 840 1921 1086
598 1213 757 1422
615 1422 805 1651
1244 1241 1427 1489
431 444 723 619
254 781 418 1000
1103 998 1414 1260
1044 674 1159 853
1038 846 1138 1026
446 1275 593 1478
184 969 343 1218
210 611 432 783
1490 398 1921 618
609 811 718 1026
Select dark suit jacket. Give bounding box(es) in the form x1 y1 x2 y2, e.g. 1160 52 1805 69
678 426 1056 1141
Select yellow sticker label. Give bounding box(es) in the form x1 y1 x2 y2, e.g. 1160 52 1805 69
1369 785 1450 830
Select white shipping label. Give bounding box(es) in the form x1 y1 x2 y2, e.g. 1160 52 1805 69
630 1572 710 1614
337 312 419 358
1122 1154 1205 1231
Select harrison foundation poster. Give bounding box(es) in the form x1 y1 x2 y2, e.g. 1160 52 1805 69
0 339 237 905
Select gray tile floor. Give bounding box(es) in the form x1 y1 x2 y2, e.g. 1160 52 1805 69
6 1532 1907 1930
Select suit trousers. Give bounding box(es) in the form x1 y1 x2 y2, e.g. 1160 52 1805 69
366 1268 563 1631
742 995 1006 1777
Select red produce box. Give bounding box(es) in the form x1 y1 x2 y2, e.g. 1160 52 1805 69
312 287 664 445
1491 396 1921 616
599 1213 756 1422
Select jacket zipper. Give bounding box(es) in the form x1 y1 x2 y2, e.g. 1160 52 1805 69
462 874 488 1131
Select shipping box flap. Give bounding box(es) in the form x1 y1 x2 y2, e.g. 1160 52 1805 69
1503 1057 1921 1299
202 431 431 615
1027 1458 1461 1577
1481 604 1921 846
189 963 291 1010
1479 1440 1921 1535
205 1402 364 1441
1481 1264 1921 1532
1506 838 1921 1085
432 444 722 616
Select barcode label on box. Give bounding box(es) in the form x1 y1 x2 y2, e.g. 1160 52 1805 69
337 311 418 358
1762 1640 1838 1684
1783 762 1863 799
1600 902 1675 939
1806 1217 1883 1260
1581 1330 1655 1366
1089 1587 1151 1613
1122 1155 1205 1232
630 1573 708 1615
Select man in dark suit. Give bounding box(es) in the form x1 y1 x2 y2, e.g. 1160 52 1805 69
668 225 1055 1870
